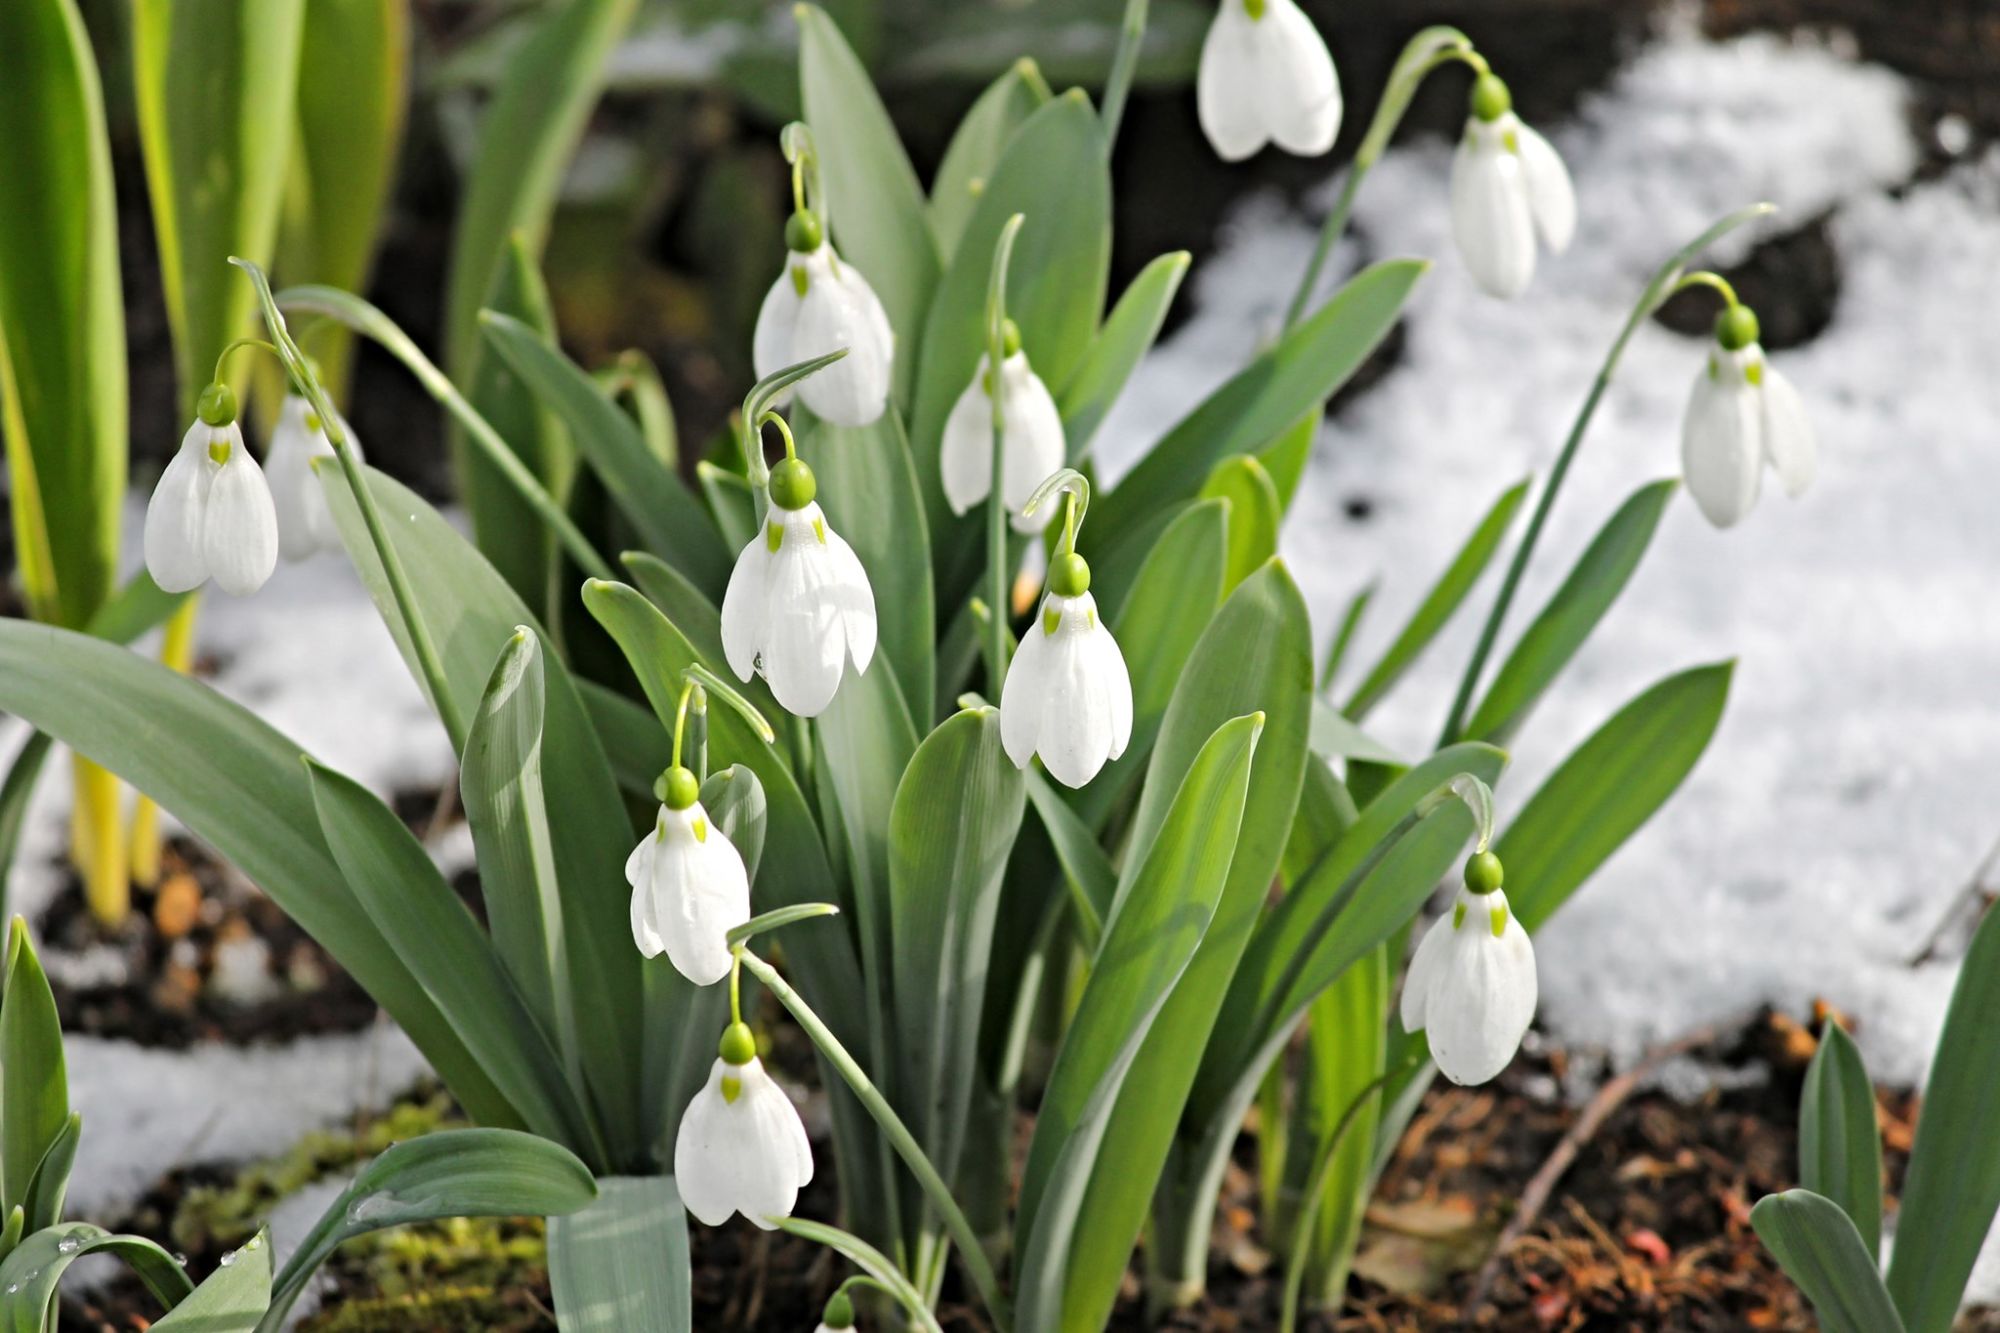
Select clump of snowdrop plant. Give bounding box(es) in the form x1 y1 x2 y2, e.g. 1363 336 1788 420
1680 300 1816 527
1450 72 1575 299
143 381 278 596
940 320 1066 531
1196 0 1342 161
264 393 360 561
1400 849 1537 1086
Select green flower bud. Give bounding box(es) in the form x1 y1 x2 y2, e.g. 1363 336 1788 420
1469 72 1512 123
718 1021 756 1066
822 1291 855 1328
196 382 239 427
1048 551 1091 598
1463 850 1504 896
785 210 825 254
1714 303 1761 352
768 457 817 511
654 766 700 811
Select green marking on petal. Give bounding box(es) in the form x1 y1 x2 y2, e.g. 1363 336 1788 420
1745 360 1765 387
1503 129 1520 154
766 521 785 553
304 412 323 434
1245 0 1266 17
791 264 809 298
812 517 826 545
1086 608 1096 630
1452 901 1467 930
207 437 232 465
721 1075 742 1105
1490 902 1508 938
1042 604 1062 636
693 817 708 843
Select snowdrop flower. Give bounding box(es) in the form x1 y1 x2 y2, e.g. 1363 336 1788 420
1196 0 1342 162
1449 74 1575 299
144 383 278 596
1001 550 1133 788
754 212 894 427
1680 304 1815 529
1400 852 1537 1086
625 766 750 985
264 394 361 561
721 457 876 717
675 1022 813 1229
939 323 1065 532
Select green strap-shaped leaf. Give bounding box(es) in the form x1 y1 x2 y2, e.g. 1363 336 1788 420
1343 477 1530 721
0 0 127 630
481 310 730 598
1254 409 1320 515
1752 1190 1905 1333
1884 900 2000 1333
1092 260 1425 560
0 924 66 1217
1014 714 1265 1330
1462 478 1676 744
0 1224 194 1331
1307 700 1402 766
1800 1023 1883 1260
773 1216 942 1333
1025 771 1114 945
20 1113 79 1234
265 1130 597 1332
930 57 1051 264
547 1175 691 1333
1286 945 1388 1305
1497 662 1731 933
153 1225 272 1331
1197 454 1282 594
797 3 941 406
1060 251 1191 460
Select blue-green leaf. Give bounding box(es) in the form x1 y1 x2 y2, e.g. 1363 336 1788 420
1800 1023 1882 1260
1753 1190 1905 1333
547 1175 691 1333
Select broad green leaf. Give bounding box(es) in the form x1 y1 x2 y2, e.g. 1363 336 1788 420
1059 251 1191 460
1308 700 1401 766
0 1223 193 1330
887 708 1025 1189
307 761 599 1159
910 92 1112 599
133 0 303 412
0 0 126 630
579 680 670 800
697 463 758 552
1800 1023 1882 1260
548 1176 691 1333
1 924 65 1217
321 466 642 1161
0 622 516 1130
1197 454 1281 594
797 3 941 406
1463 479 1676 744
1344 477 1529 720
701 766 768 887
1015 715 1264 1331
265 1130 597 1332
1288 945 1387 1304
1057 563 1314 1333
803 407 936 721
482 310 730 598
1256 409 1320 514
929 57 1052 264
1753 1190 1906 1333
1884 901 2000 1333
1092 260 1424 559
152 1224 271 1331
21 1113 79 1234
460 632 577 1090
1025 772 1114 944
1497 662 1731 932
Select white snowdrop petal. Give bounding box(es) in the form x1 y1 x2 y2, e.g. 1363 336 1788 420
1450 125 1538 299
1514 119 1576 254
1034 608 1117 788
652 814 741 987
720 538 771 684
761 512 850 716
1195 4 1267 162
792 251 891 427
672 1062 743 1226
202 435 279 596
939 367 994 516
629 871 666 959
1759 362 1817 499
1258 0 1341 157
752 268 801 391
144 429 214 594
1681 356 1764 528
266 398 320 563
1001 356 1066 528
1425 891 1537 1086
1399 910 1452 1033
820 522 877 676
1094 622 1134 760
1000 610 1054 769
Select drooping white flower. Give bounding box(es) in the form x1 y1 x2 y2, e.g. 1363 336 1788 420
625 776 751 986
1680 309 1815 529
1449 75 1575 300
675 1043 813 1229
753 214 894 428
721 460 876 718
143 392 279 597
1001 575 1133 789
939 346 1065 532
1196 0 1342 162
1400 877 1537 1087
264 394 361 561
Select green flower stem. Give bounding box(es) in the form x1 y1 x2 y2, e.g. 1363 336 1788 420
273 284 615 584
983 215 1027 695
1284 27 1481 330
1436 203 1775 745
1099 0 1149 155
739 949 1014 1333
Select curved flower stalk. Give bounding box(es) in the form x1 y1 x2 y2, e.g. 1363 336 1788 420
1449 73 1575 299
676 1020 815 1228
1196 0 1342 162
753 124 894 426
1000 472 1133 787
1681 301 1815 528
720 413 877 717
143 382 278 596
940 320 1065 531
264 393 361 561
1400 848 1537 1086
